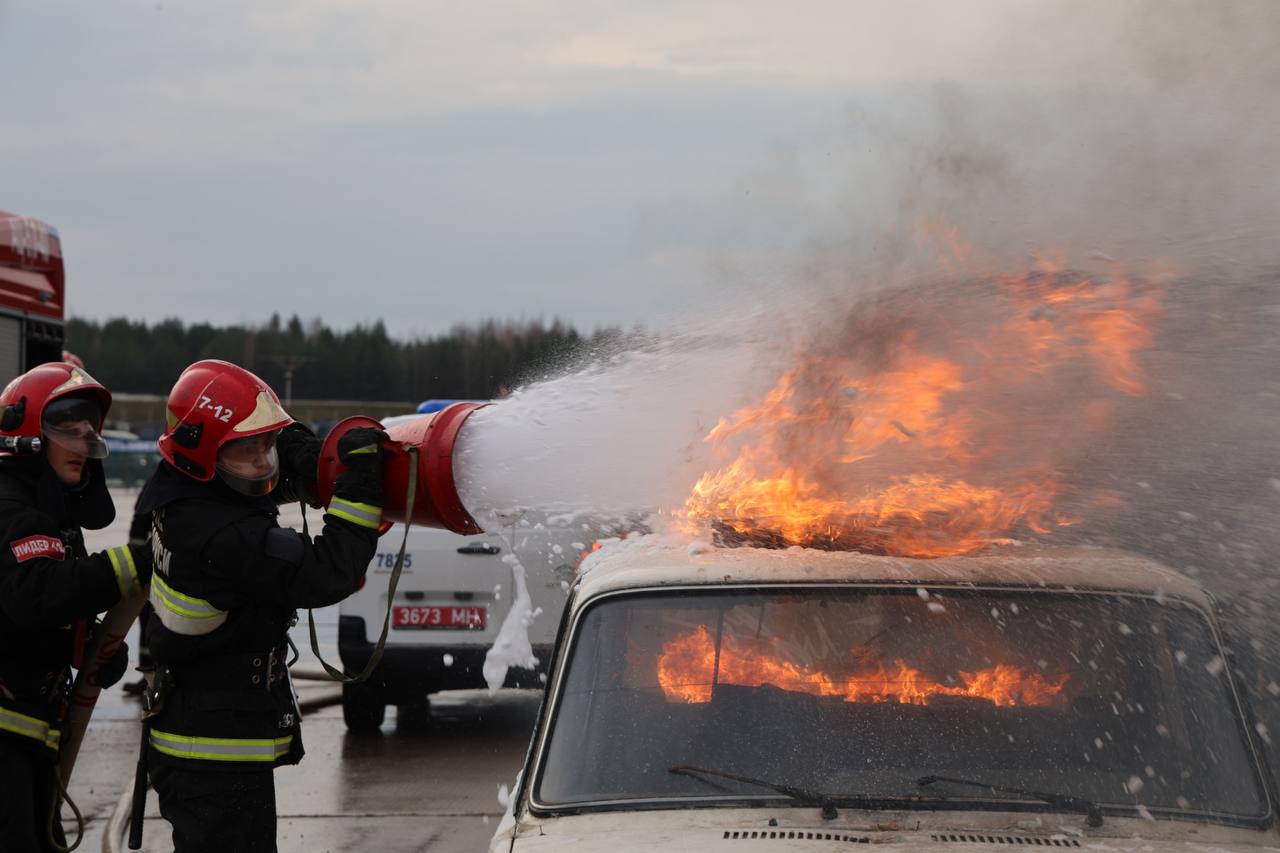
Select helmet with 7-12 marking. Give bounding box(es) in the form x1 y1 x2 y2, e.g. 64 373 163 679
158 359 294 495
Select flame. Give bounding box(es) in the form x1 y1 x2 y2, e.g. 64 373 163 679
656 625 1068 707
678 249 1163 557
577 540 604 566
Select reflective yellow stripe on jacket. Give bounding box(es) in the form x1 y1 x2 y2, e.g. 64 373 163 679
149 571 228 636
0 707 61 752
327 498 382 530
149 729 292 763
106 545 142 598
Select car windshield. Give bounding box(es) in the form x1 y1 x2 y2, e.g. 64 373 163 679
535 585 1268 822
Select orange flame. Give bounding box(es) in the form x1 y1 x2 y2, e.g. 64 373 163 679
577 541 604 567
657 625 1068 707
678 249 1162 557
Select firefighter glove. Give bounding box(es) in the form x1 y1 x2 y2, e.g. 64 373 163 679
277 422 321 484
337 427 388 468
276 422 322 506
333 427 388 508
94 639 130 689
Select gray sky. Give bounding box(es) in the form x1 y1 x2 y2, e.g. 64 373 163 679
1 1 1274 336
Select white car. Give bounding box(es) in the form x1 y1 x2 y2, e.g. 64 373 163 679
490 541 1277 852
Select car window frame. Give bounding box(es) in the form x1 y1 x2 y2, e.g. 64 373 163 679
525 580 1275 828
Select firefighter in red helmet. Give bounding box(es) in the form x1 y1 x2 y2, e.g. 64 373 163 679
136 359 384 852
0 363 152 852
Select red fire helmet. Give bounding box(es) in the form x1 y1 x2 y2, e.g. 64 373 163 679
0 362 112 457
158 360 293 482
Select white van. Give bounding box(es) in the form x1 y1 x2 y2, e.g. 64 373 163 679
337 514 593 730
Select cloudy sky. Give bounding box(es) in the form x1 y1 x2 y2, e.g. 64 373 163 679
1 2 1273 336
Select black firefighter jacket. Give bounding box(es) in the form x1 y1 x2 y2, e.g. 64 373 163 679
0 456 126 758
138 462 377 771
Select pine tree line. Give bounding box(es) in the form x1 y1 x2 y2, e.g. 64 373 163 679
66 314 613 401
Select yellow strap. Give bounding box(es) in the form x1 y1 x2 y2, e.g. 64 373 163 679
149 572 229 636
149 728 293 763
107 545 140 598
151 572 224 618
327 498 382 529
0 706 60 752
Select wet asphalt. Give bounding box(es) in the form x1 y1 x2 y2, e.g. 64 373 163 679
70 685 540 852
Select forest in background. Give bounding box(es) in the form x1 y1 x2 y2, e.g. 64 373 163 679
66 314 615 400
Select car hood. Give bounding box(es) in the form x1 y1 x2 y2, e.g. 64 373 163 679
497 808 1280 852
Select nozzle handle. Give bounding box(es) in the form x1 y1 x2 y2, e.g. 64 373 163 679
0 435 41 455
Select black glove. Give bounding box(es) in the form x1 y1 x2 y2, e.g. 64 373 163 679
276 422 322 506
277 422 321 484
332 427 387 508
95 640 130 690
128 542 153 587
128 508 152 545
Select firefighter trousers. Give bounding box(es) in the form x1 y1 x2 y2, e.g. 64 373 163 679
151 764 278 853
0 737 66 853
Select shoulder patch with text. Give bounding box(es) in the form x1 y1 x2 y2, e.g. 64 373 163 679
10 535 66 563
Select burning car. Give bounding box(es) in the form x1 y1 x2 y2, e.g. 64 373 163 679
488 541 1276 852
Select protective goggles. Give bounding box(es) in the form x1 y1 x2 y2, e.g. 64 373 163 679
41 396 109 459
216 431 280 497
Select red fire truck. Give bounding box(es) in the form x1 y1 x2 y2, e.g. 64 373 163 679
0 211 67 385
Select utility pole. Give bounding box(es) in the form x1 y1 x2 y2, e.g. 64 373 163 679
268 355 311 406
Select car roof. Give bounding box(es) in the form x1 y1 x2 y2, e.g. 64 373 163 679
574 539 1212 609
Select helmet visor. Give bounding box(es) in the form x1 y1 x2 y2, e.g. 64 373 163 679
41 396 109 460
216 431 280 496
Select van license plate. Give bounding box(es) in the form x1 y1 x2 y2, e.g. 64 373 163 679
392 606 486 630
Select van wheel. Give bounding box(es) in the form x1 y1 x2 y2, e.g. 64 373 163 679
342 682 386 732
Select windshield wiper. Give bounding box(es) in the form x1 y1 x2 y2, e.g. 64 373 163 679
918 774 1104 827
669 764 839 820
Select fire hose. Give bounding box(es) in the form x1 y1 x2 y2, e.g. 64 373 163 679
53 586 149 852
305 444 418 682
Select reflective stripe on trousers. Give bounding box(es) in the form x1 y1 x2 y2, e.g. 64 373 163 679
149 728 293 763
149 571 229 636
327 498 382 530
107 544 142 597
0 706 61 752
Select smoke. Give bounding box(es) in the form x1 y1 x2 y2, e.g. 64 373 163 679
741 2 1280 301
454 5 1280 520
455 1 1280 545
455 0 1280 754
887 2 1280 744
